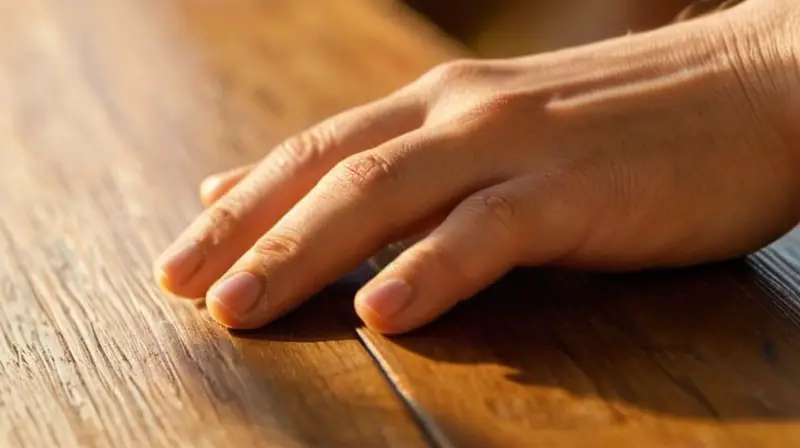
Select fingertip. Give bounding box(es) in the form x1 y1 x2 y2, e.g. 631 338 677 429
355 305 411 335
153 263 207 300
198 164 257 207
356 309 408 335
355 278 416 334
206 300 241 329
206 271 268 330
199 175 223 206
153 241 206 298
153 263 176 294
207 301 262 330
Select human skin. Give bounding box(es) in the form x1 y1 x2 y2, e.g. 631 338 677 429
154 0 800 334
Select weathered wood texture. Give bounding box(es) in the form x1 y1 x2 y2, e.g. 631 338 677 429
0 1 460 446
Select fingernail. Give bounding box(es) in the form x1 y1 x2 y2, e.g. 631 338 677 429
157 241 204 289
208 272 264 320
358 279 413 319
199 176 222 203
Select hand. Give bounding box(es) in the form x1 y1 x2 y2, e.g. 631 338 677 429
155 0 800 334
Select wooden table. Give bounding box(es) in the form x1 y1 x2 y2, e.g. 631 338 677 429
2 1 800 446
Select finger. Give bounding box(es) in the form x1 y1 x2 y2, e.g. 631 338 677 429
199 164 255 207
204 126 514 329
155 91 425 298
354 175 589 334
368 223 438 272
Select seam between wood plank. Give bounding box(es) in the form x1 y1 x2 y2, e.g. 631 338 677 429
352 327 452 448
361 252 454 447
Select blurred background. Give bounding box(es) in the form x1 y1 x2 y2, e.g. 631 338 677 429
403 0 698 57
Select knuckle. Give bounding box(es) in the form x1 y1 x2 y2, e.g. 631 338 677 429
419 59 486 90
461 193 518 238
253 233 302 260
274 122 337 170
201 202 240 244
445 90 538 130
329 153 396 193
473 91 528 116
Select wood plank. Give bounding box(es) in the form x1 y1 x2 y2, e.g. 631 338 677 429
0 0 461 446
358 232 800 447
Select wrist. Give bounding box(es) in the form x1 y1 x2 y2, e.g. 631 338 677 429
784 7 800 150
721 1 800 157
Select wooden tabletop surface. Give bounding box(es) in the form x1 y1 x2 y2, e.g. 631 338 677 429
2 1 800 447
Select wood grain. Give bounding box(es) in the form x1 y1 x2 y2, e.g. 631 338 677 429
5 0 800 447
0 0 460 446
358 231 800 447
